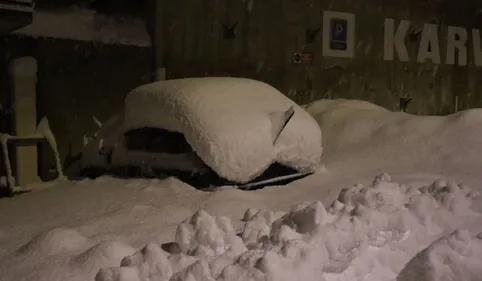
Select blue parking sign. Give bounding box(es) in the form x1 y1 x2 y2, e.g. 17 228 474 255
330 19 348 51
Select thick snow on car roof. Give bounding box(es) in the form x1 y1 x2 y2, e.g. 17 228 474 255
124 77 322 183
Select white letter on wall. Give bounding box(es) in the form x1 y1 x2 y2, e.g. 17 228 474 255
383 18 410 61
417 23 441 64
473 29 482 67
446 26 468 66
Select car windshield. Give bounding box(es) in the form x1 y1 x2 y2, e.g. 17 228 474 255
124 127 193 154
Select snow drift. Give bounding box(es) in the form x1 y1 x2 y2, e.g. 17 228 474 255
4 98 482 281
398 229 482 281
301 99 482 181
2 175 480 281
2 228 136 281
123 77 322 183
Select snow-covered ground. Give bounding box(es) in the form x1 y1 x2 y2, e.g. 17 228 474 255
2 98 482 281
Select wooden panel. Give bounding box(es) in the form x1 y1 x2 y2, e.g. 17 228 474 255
161 0 482 114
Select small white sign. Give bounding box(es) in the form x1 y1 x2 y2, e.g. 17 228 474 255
322 11 356 58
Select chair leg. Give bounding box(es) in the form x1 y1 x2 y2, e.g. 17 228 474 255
0 136 14 193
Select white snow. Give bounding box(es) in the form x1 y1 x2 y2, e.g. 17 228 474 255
397 229 482 281
2 98 482 281
13 7 151 47
123 77 323 183
81 115 125 168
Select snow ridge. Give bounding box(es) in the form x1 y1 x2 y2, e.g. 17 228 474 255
93 174 479 281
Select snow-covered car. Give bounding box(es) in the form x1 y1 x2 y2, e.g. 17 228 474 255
79 77 322 189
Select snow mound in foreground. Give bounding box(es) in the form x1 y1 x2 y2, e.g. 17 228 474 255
397 228 482 281
16 228 88 256
124 77 322 182
4 228 136 281
96 174 479 281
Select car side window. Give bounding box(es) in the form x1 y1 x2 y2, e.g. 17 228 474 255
124 127 193 154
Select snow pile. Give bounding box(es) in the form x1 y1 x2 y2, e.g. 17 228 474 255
398 229 482 281
14 8 151 47
124 77 322 183
5 98 482 281
2 228 136 281
301 99 482 181
80 115 124 168
94 174 479 281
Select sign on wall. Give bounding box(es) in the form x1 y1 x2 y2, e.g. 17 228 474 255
322 11 356 58
283 8 482 69
315 10 482 67
293 52 313 64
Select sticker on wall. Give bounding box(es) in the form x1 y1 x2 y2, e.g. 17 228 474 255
330 19 348 50
293 53 313 64
322 11 356 58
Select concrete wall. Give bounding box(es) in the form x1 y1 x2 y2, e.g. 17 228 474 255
0 36 152 179
156 0 482 115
